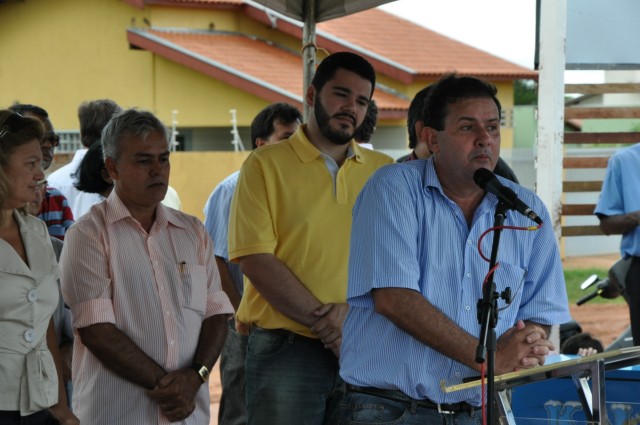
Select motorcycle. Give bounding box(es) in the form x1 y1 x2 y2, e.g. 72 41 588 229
570 258 633 351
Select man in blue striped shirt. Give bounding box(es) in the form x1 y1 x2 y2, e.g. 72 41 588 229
338 74 571 424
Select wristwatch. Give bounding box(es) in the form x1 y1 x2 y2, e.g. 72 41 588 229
191 363 210 383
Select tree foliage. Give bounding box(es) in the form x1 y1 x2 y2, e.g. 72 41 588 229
514 79 537 105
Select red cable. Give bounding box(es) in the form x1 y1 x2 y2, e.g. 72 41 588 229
476 222 542 425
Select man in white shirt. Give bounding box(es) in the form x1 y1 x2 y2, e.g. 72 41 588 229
48 99 121 218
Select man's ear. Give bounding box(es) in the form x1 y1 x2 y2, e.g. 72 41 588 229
100 168 113 184
305 85 316 108
255 138 266 148
423 126 440 154
105 157 119 181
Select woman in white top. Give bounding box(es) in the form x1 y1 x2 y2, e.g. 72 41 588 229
0 110 78 424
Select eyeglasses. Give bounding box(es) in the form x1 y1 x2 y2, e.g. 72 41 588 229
42 132 60 147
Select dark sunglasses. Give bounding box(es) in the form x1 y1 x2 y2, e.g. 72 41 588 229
42 132 60 147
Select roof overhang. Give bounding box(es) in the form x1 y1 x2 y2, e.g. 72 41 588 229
243 3 417 84
127 28 304 107
127 28 409 118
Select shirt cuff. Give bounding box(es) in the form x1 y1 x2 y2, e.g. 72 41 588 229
71 298 117 329
205 290 234 318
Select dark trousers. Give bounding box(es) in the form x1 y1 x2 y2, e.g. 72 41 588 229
245 327 341 425
0 411 56 425
626 256 640 345
218 319 248 425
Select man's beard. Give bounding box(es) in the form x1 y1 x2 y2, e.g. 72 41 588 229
314 97 355 146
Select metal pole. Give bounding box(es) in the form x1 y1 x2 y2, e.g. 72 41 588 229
302 0 317 121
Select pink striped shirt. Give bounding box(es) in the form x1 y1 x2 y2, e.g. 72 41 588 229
60 192 233 425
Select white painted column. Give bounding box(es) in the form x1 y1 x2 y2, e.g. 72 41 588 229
536 0 567 245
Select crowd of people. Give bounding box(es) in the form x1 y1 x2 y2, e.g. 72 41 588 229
1 50 632 425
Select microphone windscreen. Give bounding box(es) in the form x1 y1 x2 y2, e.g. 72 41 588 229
473 168 495 190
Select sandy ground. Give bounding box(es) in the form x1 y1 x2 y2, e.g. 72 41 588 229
207 254 631 425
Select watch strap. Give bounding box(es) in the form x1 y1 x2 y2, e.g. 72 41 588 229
190 363 210 383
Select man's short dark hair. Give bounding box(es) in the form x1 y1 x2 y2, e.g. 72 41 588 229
311 52 376 98
8 103 50 120
407 86 432 149
78 99 122 148
422 74 501 131
250 103 302 149
354 99 378 143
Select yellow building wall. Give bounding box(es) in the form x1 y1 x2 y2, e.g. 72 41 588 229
149 7 240 31
169 151 250 221
0 0 283 130
0 0 518 148
152 57 272 127
0 0 151 129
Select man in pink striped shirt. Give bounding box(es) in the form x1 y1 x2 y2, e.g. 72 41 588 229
61 109 233 424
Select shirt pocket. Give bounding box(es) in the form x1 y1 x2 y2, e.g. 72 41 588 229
178 263 207 315
493 262 527 324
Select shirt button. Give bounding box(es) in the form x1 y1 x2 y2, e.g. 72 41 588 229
455 371 461 377
467 273 471 278
170 340 175 346
467 240 472 245
465 305 471 311
24 329 34 342
27 290 38 303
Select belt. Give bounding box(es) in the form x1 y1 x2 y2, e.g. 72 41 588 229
345 384 477 415
251 326 320 344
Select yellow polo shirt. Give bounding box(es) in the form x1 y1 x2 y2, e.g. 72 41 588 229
228 125 393 337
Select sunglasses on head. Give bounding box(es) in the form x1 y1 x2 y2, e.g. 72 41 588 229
0 112 26 141
42 132 60 147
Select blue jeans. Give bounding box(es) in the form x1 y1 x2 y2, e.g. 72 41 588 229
337 390 482 425
218 320 249 425
245 327 340 425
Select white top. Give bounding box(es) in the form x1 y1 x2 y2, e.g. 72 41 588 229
47 149 103 219
0 211 60 414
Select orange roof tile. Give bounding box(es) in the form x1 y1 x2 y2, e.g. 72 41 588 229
126 1 536 84
318 8 536 81
128 29 409 117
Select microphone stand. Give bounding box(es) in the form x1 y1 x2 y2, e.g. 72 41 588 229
476 202 512 425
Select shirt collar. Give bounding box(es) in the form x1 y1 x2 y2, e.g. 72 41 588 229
423 157 498 215
104 190 187 230
289 124 366 165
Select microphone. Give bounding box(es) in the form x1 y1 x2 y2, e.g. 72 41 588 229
473 168 543 225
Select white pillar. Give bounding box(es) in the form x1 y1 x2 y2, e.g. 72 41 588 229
536 0 567 245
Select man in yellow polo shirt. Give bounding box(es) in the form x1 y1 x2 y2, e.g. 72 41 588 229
228 52 393 425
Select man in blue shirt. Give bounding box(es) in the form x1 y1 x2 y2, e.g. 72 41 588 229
595 143 640 345
203 102 301 425
397 85 519 185
338 74 571 424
